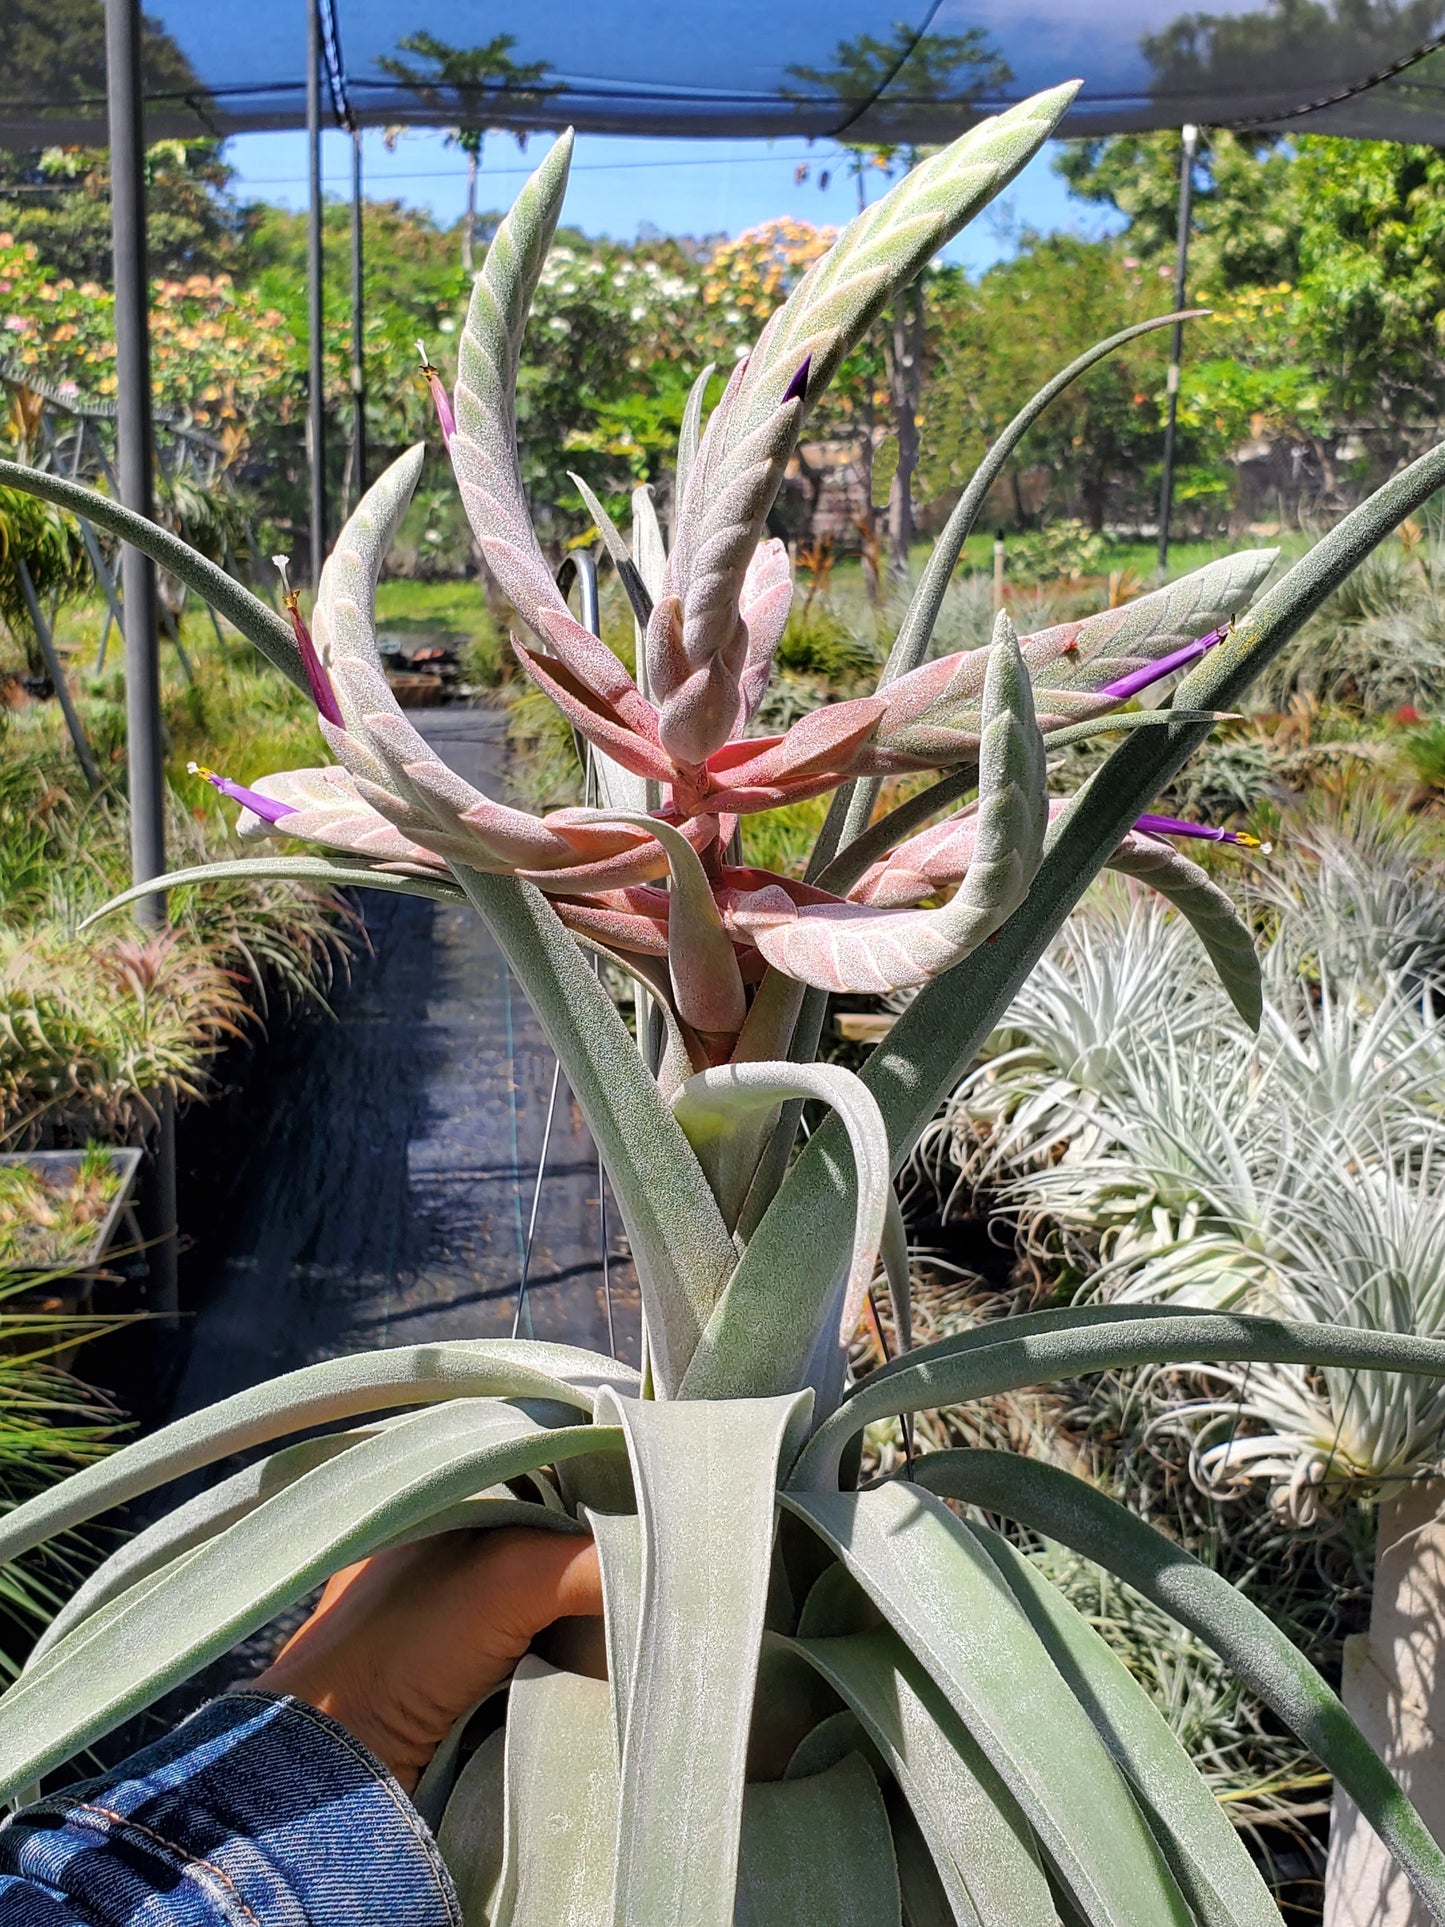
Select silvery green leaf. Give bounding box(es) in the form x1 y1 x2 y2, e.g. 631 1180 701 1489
882 1189 913 1355
21 1458 581 1709
746 1640 848 1780
0 1401 613 1798
914 1452 1445 1924
585 1505 643 1760
454 866 737 1396
491 1657 618 1926
0 1337 629 1571
671 1061 889 1338
723 86 1078 447
782 1628 1056 1926
414 1689 502 1838
689 436 1445 1403
28 1427 385 1664
796 1306 1445 1490
894 1799 977 1927
1105 830 1262 1028
734 1752 902 1926
1039 711 1232 752
781 1708 872 1781
598 1389 811 1927
438 1728 506 1926
783 1483 1194 1926
674 363 715 508
81 853 469 930
975 1527 1282 1927
0 457 307 694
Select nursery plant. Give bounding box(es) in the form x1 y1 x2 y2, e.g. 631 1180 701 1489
9 84 1445 1923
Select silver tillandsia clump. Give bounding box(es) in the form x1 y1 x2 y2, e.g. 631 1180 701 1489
9 82 1445 1924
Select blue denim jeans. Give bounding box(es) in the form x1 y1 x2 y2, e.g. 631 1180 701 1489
0 1693 459 1926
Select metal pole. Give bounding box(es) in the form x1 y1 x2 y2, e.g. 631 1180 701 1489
105 0 164 915
17 557 101 792
105 0 178 1327
350 126 366 506
307 0 327 583
1156 123 1198 576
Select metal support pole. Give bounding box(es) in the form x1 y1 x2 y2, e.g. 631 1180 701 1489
106 0 178 1326
1156 123 1198 576
307 0 327 583
350 126 366 506
17 556 101 792
105 0 164 916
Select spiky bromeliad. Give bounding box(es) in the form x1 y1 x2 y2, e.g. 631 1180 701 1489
8 82 1445 1927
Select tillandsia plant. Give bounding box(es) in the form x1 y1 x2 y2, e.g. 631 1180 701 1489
10 83 1445 1924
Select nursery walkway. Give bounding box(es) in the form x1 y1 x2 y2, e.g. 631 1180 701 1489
167 706 642 1423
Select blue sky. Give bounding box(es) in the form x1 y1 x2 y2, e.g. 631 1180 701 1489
224 127 1120 275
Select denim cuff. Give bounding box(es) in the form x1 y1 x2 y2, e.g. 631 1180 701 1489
0 1691 460 1927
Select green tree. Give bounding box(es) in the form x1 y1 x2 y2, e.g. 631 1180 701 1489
0 0 197 117
1060 126 1445 423
0 0 227 283
1291 134 1445 416
921 235 1205 532
1144 0 1445 125
377 33 555 275
1056 129 1301 292
0 139 242 284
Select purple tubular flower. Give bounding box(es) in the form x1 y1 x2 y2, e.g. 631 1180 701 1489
188 763 296 825
1135 811 1265 850
1100 624 1230 703
782 355 812 407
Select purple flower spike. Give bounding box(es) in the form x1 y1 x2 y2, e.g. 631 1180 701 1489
782 355 812 407
189 763 297 826
416 340 456 443
274 555 345 728
1100 624 1230 703
1135 811 1267 852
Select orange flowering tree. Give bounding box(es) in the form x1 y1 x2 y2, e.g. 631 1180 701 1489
0 236 294 434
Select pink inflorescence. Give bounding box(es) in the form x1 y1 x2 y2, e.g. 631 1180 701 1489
416 340 456 443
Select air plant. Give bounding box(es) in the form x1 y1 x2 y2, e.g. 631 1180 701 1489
7 88 1445 1923
936 843 1445 1523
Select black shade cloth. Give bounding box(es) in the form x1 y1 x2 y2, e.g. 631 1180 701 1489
1 0 1444 147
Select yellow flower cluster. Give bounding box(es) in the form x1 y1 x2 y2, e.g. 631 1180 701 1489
702 218 837 320
0 239 293 429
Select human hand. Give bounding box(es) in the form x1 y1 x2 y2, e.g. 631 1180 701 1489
255 1527 602 1792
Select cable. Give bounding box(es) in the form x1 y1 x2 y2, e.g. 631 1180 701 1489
1225 28 1445 130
